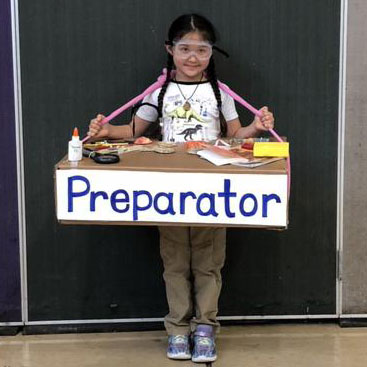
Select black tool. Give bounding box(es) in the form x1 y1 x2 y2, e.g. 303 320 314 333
83 148 120 164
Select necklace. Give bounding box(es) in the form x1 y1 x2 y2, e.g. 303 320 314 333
175 74 203 111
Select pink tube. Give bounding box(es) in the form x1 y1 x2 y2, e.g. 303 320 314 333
81 70 291 199
218 81 262 118
81 71 168 143
218 81 291 199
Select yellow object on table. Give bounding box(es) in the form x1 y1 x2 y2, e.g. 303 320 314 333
253 142 289 157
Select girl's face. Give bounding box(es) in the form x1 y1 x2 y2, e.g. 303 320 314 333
167 31 211 82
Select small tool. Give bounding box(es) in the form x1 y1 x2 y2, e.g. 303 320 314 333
82 148 120 164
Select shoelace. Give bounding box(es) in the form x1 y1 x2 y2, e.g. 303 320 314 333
171 335 188 345
194 336 215 357
196 337 212 346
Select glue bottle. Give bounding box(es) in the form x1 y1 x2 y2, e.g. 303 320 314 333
68 127 82 162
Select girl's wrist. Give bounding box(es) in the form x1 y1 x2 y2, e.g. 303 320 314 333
105 123 113 136
107 124 133 139
234 123 260 139
249 121 261 136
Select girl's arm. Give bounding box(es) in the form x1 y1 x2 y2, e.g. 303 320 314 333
226 106 274 139
87 114 151 140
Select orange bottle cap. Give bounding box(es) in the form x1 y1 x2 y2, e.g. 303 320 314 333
73 127 79 137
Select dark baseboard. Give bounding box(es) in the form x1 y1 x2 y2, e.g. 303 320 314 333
0 326 21 336
22 321 165 335
339 318 367 327
4 317 365 336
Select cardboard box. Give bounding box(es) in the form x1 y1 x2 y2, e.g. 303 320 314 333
55 145 289 229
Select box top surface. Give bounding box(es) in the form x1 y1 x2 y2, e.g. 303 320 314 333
56 147 287 174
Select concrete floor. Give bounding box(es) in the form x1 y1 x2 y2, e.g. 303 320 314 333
1 324 367 367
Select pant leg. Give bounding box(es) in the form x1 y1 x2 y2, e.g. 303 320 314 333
190 227 226 331
159 226 193 335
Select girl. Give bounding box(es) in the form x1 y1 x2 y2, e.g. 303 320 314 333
88 14 274 363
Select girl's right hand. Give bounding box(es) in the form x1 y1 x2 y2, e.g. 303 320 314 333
87 114 109 139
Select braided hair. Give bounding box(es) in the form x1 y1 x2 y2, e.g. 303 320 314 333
157 53 174 117
158 14 227 136
206 57 227 137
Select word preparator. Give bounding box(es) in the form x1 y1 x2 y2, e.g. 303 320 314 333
66 175 282 221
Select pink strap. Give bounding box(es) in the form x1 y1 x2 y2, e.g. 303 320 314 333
82 70 291 200
218 80 280 140
218 81 262 118
218 80 291 199
81 70 168 143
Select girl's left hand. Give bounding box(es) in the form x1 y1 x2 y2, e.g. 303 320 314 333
253 106 274 131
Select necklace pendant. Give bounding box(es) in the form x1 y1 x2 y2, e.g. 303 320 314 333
183 101 191 111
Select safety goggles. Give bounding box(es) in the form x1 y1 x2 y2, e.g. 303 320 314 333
172 40 213 60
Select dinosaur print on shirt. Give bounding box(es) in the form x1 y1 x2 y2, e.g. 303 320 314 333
136 81 239 143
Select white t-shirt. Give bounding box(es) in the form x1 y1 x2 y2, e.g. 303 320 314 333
136 80 238 142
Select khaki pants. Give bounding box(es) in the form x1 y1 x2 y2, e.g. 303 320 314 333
158 226 226 335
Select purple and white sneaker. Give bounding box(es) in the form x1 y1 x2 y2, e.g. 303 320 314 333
167 335 191 360
192 325 217 363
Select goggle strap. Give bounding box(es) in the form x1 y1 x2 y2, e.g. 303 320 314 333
213 45 229 58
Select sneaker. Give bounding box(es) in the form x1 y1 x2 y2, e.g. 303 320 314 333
167 335 191 360
192 325 217 363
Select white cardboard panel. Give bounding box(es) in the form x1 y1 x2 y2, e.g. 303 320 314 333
56 170 288 227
